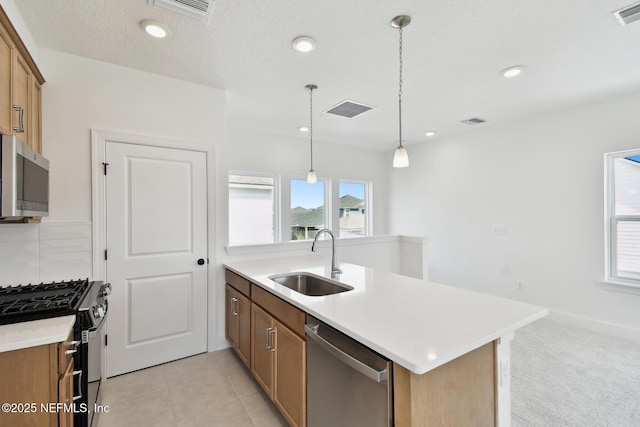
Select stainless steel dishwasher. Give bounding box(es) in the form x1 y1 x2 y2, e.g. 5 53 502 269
305 315 392 427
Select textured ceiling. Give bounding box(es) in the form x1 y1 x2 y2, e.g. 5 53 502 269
14 0 640 151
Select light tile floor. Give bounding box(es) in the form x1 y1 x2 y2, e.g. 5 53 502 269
96 349 288 427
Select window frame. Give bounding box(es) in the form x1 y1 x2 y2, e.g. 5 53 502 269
604 150 640 288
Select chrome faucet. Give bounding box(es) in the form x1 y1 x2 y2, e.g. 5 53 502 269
311 228 342 278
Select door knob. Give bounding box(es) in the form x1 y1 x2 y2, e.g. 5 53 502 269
197 258 206 265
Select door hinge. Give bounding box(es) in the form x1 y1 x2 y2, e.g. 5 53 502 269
104 249 107 260
102 162 109 175
105 334 108 347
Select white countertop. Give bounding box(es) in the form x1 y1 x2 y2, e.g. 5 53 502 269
0 315 75 353
224 256 548 375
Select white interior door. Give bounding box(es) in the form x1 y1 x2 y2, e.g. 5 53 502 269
105 141 208 377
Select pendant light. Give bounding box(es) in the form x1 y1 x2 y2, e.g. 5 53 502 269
391 15 411 168
306 84 318 183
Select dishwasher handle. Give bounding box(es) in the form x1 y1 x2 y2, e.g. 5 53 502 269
305 324 388 383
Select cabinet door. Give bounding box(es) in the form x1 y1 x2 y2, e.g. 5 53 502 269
12 51 30 145
30 77 41 153
225 285 239 349
0 22 12 135
251 303 274 398
236 290 251 367
226 284 251 367
58 357 75 427
274 320 306 427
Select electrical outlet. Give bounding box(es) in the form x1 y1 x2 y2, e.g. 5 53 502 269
492 225 507 235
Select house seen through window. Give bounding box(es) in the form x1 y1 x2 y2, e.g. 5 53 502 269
339 181 368 237
290 178 327 240
228 173 276 246
606 151 640 285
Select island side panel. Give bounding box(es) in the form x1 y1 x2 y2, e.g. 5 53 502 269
393 342 496 426
495 332 514 427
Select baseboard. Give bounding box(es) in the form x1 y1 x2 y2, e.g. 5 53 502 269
209 333 231 352
548 310 640 342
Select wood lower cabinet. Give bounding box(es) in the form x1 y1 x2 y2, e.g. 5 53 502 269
251 303 275 396
272 317 306 427
225 268 306 427
250 293 306 427
0 330 76 427
225 283 251 366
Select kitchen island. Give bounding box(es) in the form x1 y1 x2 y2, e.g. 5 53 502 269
224 255 547 426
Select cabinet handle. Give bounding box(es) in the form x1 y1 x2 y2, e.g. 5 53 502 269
72 370 83 401
65 349 77 355
267 327 276 352
230 297 238 316
12 105 24 133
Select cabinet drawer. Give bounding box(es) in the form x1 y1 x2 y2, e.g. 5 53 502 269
226 269 251 298
58 330 76 374
252 284 305 337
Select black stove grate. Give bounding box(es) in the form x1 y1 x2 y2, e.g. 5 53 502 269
0 279 92 325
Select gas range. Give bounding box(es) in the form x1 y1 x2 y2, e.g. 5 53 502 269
0 278 110 427
0 279 93 325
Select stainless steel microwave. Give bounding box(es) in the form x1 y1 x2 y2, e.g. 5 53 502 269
0 134 49 219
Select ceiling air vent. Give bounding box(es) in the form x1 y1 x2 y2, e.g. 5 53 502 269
149 0 214 24
462 117 487 125
613 2 640 26
325 100 374 118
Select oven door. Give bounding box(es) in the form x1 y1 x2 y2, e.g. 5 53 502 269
87 314 106 427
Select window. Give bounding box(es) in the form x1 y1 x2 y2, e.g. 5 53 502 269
228 173 277 246
606 151 640 286
290 178 328 240
339 180 370 237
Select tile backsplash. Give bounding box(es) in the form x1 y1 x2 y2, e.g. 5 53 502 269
0 221 92 286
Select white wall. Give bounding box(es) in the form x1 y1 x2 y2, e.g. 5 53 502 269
389 87 640 339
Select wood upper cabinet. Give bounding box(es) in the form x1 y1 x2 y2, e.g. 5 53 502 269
225 283 251 367
13 50 30 145
0 20 12 136
0 5 45 153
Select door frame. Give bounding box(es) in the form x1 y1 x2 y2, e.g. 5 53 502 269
90 129 218 359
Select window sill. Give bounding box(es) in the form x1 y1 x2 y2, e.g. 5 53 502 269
600 279 640 295
224 235 406 257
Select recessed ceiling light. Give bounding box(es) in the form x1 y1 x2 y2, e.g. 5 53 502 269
140 20 170 38
425 131 436 137
298 126 309 132
501 66 523 78
292 36 316 53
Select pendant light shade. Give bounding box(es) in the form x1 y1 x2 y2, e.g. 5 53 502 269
307 169 317 183
305 84 318 183
393 145 409 168
391 15 411 168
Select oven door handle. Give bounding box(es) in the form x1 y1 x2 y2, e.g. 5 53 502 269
72 370 83 401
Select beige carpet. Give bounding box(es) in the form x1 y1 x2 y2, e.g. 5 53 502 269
511 318 640 426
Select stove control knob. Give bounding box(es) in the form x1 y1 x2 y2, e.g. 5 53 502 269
101 283 112 297
92 305 105 319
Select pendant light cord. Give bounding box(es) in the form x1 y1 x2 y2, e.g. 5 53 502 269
310 86 314 170
398 25 403 149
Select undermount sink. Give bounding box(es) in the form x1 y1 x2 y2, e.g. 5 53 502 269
268 272 353 296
